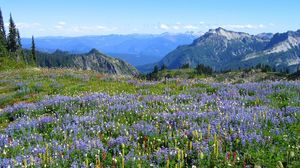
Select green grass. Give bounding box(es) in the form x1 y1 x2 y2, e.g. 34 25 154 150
0 67 299 167
0 68 217 108
0 57 28 71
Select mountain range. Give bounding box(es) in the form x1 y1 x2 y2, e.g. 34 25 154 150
138 28 300 73
34 49 139 76
21 33 198 66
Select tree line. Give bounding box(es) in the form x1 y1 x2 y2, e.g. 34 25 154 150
145 62 295 81
145 63 214 80
0 8 36 66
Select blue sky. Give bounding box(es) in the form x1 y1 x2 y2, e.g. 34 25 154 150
0 0 299 37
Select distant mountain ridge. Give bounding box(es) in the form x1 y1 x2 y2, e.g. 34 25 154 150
21 33 198 66
138 28 300 73
34 49 139 76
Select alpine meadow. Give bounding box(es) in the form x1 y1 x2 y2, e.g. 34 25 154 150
0 0 300 167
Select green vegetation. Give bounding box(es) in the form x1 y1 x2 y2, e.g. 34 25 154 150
145 64 213 80
0 9 34 70
0 68 218 109
0 67 299 167
0 9 137 76
33 49 139 75
7 14 19 52
0 9 7 51
196 64 213 75
31 36 36 64
0 7 299 168
0 57 27 71
0 68 132 108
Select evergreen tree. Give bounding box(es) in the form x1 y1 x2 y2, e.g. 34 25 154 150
0 9 6 44
7 13 17 52
160 64 167 71
146 65 159 80
31 35 36 64
16 29 22 49
272 66 276 72
181 63 190 69
196 64 213 75
15 28 27 62
285 68 290 74
153 65 159 74
0 8 7 56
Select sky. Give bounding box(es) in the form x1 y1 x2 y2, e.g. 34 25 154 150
0 0 299 37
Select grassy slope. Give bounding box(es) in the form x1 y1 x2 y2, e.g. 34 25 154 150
0 57 27 71
0 68 133 108
149 68 288 83
0 67 217 130
0 68 218 108
0 67 290 109
0 66 299 167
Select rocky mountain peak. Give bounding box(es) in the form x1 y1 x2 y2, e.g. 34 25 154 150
256 33 274 40
88 48 100 55
152 28 300 74
206 27 251 40
264 30 300 54
53 49 68 55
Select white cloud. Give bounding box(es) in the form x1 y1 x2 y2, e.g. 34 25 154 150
159 23 202 31
37 28 46 32
159 24 170 30
54 21 67 29
58 21 66 26
4 22 42 29
172 25 180 30
183 25 199 29
157 22 268 33
223 24 266 29
54 25 63 29
96 25 118 31
96 25 106 30
14 22 41 29
157 22 204 31
53 25 119 35
258 24 265 28
132 28 139 32
20 24 120 36
269 23 275 27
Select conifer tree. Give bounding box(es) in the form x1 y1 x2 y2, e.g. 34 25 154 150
7 13 17 52
16 28 27 62
153 65 159 74
0 9 6 42
0 8 7 55
31 35 36 64
160 64 167 71
16 29 22 49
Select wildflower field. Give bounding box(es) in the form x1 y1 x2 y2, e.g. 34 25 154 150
0 68 300 167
